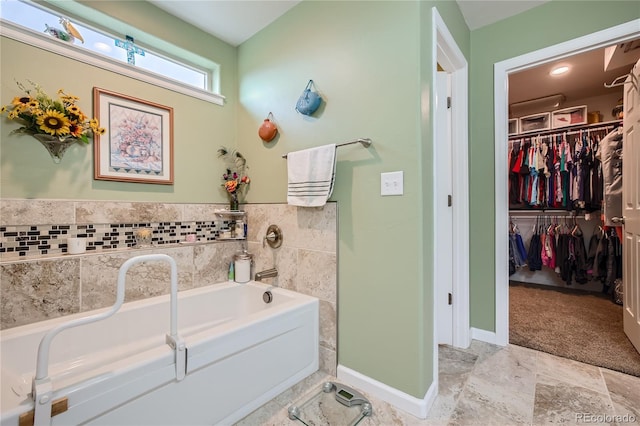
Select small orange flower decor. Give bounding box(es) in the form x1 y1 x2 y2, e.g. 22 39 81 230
217 146 250 211
0 80 105 162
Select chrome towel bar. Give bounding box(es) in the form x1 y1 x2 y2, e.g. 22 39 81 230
282 138 372 158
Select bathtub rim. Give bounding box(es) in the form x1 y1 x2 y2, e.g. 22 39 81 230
0 280 315 338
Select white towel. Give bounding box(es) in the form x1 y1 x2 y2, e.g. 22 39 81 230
287 144 337 207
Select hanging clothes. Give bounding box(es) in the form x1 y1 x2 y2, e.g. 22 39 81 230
593 230 609 284
587 225 622 297
589 135 604 211
516 231 528 264
527 219 543 271
509 240 517 276
553 218 588 286
585 227 601 277
509 124 617 212
595 127 623 226
541 221 556 269
604 229 623 297
562 235 576 285
509 141 523 205
508 219 528 272
572 230 589 284
556 228 571 282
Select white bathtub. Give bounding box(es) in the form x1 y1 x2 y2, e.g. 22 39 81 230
0 281 319 425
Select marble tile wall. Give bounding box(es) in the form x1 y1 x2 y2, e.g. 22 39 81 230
243 203 337 375
0 199 338 375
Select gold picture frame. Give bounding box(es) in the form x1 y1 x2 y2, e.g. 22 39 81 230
93 88 174 184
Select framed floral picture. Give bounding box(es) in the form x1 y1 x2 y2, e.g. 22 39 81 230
93 88 174 184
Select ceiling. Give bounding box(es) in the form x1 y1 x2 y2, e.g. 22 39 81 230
455 0 549 31
148 1 302 47
148 1 639 107
509 42 640 107
148 0 547 47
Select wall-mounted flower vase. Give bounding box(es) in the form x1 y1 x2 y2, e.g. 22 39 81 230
33 134 78 163
218 147 250 212
1 81 104 164
258 112 278 142
228 192 239 211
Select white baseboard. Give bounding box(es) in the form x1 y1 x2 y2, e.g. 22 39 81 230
336 364 437 419
470 327 500 345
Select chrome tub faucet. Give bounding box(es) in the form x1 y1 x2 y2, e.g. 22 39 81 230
255 267 278 282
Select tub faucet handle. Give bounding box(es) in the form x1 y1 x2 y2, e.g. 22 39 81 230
263 225 282 248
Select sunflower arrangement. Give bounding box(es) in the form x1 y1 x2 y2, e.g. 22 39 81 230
217 146 250 207
0 80 104 143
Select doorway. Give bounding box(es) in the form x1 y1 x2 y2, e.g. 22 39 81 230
494 20 640 351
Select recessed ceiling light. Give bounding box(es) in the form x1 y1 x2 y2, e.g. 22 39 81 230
550 66 570 76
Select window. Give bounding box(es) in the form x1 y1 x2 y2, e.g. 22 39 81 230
0 0 223 105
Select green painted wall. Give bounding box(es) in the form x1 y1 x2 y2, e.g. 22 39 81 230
1 1 237 202
468 0 640 331
2 0 634 402
0 0 511 401
237 0 468 398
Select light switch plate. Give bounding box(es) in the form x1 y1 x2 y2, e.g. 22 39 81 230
381 171 403 196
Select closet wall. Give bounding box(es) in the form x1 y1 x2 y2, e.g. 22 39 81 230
508 87 624 292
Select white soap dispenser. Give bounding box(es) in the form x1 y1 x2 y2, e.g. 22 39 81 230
233 250 253 283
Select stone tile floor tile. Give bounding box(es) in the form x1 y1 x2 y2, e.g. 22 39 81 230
236 341 640 426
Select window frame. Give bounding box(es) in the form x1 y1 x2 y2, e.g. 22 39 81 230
0 18 225 106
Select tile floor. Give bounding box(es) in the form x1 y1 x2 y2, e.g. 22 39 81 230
236 341 640 425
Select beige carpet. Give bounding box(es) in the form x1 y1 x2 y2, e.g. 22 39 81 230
509 282 640 377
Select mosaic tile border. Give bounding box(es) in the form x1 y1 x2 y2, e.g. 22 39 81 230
0 219 242 261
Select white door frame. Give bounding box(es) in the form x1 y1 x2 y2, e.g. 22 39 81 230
432 7 470 355
493 20 640 346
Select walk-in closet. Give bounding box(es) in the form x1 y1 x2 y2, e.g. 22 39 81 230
506 39 640 377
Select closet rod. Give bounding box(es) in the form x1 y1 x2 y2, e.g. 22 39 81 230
509 214 587 219
508 211 594 219
508 126 614 144
557 125 615 137
509 120 621 140
509 209 579 215
282 138 372 158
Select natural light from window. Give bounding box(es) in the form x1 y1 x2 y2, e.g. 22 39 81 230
1 0 209 91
